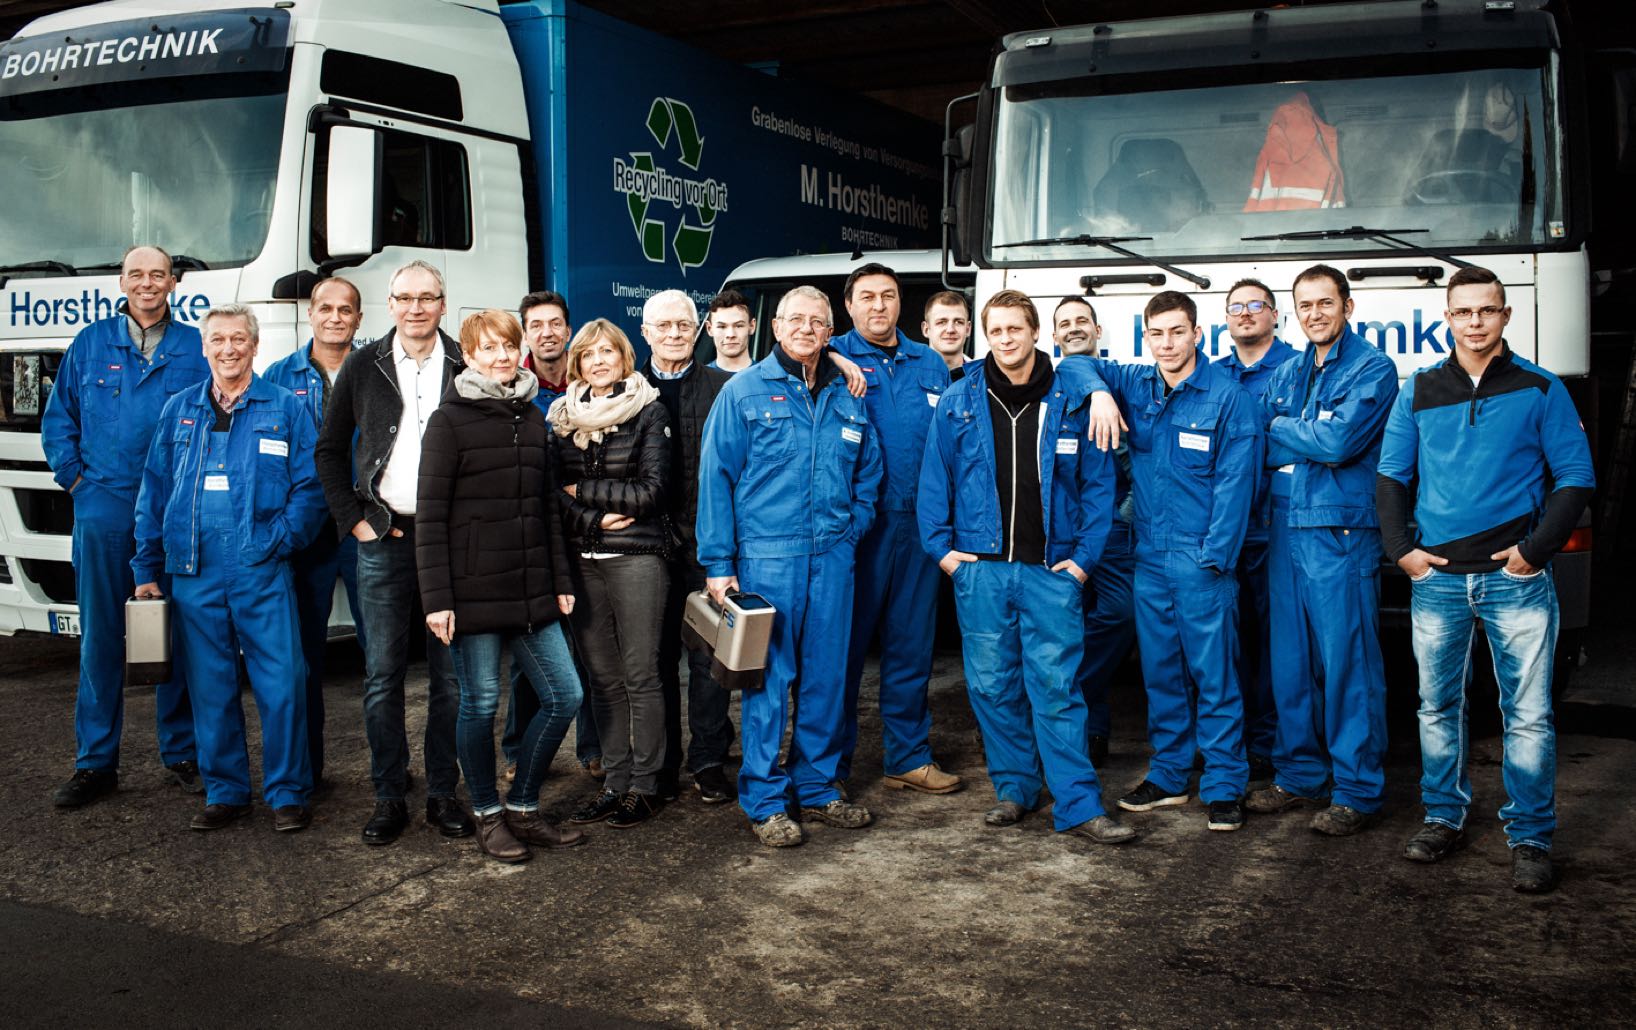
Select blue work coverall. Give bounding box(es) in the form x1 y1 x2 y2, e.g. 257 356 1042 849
697 350 884 822
1260 328 1399 812
918 358 1115 827
830 327 950 780
263 341 363 781
132 375 328 809
1076 450 1134 746
40 313 209 772
1078 350 1263 803
1220 338 1300 762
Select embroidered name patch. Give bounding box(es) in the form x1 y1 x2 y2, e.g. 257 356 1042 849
926 393 940 407
1177 432 1211 452
1277 464 1295 475
841 426 863 444
259 438 289 457
770 395 786 402
204 475 229 491
1056 437 1079 455
1318 410 1335 422
180 418 194 426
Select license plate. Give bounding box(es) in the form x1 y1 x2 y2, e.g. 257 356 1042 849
50 611 80 636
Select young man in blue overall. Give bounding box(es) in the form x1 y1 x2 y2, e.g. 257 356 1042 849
133 305 329 831
42 245 210 808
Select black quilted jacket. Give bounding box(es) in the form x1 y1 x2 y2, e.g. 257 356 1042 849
415 388 574 634
550 393 672 557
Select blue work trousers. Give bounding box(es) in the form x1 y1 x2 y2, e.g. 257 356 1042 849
1267 499 1389 812
1133 547 1247 803
173 508 309 809
736 545 855 822
289 530 363 781
450 622 582 815
71 485 194 770
1411 568 1558 851
1075 519 1135 741
1237 533 1276 759
842 509 939 778
955 560 1107 829
355 528 461 801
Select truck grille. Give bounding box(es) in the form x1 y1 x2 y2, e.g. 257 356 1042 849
19 557 74 604
16 487 72 534
0 352 61 432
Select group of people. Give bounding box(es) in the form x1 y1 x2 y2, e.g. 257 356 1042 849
42 247 1591 893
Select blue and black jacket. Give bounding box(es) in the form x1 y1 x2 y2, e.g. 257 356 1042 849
1375 343 1594 572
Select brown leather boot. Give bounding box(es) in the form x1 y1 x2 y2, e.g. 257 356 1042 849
475 811 531 863
504 808 586 849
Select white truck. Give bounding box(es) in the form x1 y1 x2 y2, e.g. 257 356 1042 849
944 0 1627 674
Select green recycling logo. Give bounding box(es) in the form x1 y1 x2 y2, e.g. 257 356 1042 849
611 97 730 274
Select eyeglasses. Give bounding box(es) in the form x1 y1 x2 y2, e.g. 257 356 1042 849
645 320 698 336
778 315 831 331
390 293 444 308
1227 300 1270 315
1448 306 1506 322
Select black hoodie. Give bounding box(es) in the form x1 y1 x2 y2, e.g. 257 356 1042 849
982 351 1054 565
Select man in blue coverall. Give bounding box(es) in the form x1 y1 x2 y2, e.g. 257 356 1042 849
832 262 963 797
1378 265 1594 893
1079 291 1263 832
919 289 1133 844
263 276 367 791
1244 266 1399 837
1217 280 1300 785
1054 297 1134 768
698 285 884 848
133 305 328 832
42 245 210 809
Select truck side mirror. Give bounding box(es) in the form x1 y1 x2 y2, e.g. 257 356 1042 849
325 125 383 259
947 123 975 268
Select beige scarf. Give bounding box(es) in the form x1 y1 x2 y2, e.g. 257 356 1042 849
548 372 660 449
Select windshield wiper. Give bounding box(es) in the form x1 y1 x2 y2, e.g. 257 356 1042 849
0 260 77 289
79 254 211 279
997 234 1211 289
1240 226 1474 270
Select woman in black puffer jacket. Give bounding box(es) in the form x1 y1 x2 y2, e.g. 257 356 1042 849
417 309 585 864
549 318 673 830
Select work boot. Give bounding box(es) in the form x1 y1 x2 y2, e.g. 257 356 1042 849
1511 845 1555 893
165 760 205 795
751 812 804 848
882 762 963 795
273 805 312 833
52 768 118 809
800 799 873 829
190 802 252 831
984 801 1028 827
1403 823 1466 863
1245 783 1326 814
475 811 530 864
1310 804 1375 836
1066 814 1137 845
504 808 585 849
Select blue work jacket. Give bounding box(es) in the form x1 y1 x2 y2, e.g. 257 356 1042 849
263 339 361 430
696 350 884 578
1074 350 1263 573
132 375 327 582
1221 337 1299 537
830 328 949 513
1260 328 1399 529
918 357 1114 572
41 314 210 502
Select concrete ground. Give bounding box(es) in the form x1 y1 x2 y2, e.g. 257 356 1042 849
1 628 1632 1028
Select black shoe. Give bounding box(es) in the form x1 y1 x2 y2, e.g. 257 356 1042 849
693 766 732 804
1206 800 1245 832
362 800 409 845
1117 780 1189 813
165 760 205 795
1090 736 1109 769
656 775 681 803
568 789 621 824
190 802 252 831
608 792 660 828
1512 845 1555 893
426 796 475 838
273 805 312 833
1404 823 1466 863
52 768 118 809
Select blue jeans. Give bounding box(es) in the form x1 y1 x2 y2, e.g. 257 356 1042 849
450 622 582 815
1411 567 1558 851
356 529 460 801
290 529 365 781
503 633 600 768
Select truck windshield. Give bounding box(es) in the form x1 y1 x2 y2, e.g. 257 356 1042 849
989 61 1563 262
0 82 287 270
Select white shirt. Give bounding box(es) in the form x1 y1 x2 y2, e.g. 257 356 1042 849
376 336 446 516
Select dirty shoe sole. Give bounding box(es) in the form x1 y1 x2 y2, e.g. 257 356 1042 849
881 774 963 795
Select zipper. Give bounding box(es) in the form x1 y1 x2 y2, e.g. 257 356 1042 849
988 387 1027 563
514 409 530 613
1468 383 1480 427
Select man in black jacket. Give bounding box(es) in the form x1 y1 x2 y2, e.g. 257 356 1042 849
314 260 474 845
640 289 735 803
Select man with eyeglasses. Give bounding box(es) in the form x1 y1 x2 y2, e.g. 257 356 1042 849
1378 265 1593 894
923 291 972 376
1218 281 1300 787
315 259 474 846
42 245 211 809
1244 265 1398 839
705 289 756 374
698 285 884 847
831 263 962 799
637 289 736 805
